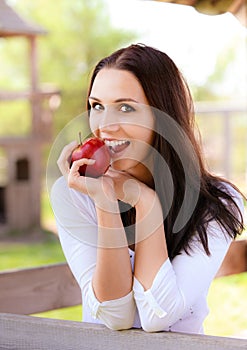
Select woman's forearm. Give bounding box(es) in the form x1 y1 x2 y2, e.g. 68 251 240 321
134 189 168 290
92 201 133 302
91 183 168 301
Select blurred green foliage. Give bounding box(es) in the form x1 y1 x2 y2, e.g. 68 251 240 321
1 0 138 133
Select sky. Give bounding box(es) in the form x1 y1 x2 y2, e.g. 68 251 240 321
105 0 247 96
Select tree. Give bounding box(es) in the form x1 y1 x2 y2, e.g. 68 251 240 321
4 0 137 131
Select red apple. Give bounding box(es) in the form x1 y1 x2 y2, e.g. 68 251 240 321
71 136 111 178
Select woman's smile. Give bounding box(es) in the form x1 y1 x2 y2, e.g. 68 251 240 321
104 139 131 157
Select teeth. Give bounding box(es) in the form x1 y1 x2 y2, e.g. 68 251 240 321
104 140 129 147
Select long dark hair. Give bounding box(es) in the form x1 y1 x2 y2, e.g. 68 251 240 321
87 44 245 259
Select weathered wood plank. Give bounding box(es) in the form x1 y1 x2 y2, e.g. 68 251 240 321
0 263 81 314
0 313 246 350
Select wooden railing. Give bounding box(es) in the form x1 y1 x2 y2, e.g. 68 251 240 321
1 312 246 350
0 263 81 315
0 239 246 349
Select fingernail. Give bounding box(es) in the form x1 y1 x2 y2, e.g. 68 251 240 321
88 159 96 164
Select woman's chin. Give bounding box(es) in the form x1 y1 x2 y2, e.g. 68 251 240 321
110 158 137 173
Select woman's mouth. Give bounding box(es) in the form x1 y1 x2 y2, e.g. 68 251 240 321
104 139 130 155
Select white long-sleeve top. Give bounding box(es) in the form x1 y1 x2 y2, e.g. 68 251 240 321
51 176 244 334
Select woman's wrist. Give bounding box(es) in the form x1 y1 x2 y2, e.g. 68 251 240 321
94 195 119 214
135 187 164 243
95 197 129 249
135 185 157 212
82 177 119 212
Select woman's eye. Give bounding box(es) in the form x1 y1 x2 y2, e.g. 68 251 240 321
120 104 135 113
92 103 103 111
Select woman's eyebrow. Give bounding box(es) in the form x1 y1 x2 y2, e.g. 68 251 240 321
88 96 138 103
88 96 101 101
115 98 138 103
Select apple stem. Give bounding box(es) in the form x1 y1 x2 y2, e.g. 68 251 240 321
79 131 82 145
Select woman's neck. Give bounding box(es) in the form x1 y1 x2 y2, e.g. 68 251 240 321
128 161 154 188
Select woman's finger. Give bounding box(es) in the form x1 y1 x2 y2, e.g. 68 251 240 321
70 158 95 176
57 140 77 176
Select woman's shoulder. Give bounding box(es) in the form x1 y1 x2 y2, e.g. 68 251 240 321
51 177 98 247
51 176 68 197
51 176 74 207
50 177 68 213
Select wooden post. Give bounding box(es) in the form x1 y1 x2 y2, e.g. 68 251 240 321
29 35 40 138
223 111 231 179
30 35 38 91
29 35 42 227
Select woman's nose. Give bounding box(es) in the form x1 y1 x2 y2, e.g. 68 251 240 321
95 109 120 133
99 120 120 132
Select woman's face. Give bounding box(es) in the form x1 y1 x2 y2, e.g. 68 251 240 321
88 68 155 178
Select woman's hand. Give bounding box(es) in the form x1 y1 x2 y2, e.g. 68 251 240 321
57 140 78 179
56 141 155 212
106 168 152 208
57 141 117 210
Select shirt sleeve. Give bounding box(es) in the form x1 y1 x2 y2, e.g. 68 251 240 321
133 185 245 333
51 176 136 330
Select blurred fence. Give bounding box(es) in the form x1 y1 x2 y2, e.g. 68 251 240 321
195 101 247 195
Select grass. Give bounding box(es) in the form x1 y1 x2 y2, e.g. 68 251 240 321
32 305 82 322
0 235 65 271
204 273 247 338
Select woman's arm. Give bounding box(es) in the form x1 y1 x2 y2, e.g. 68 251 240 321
55 142 136 329
134 187 168 289
132 191 243 332
92 202 133 302
103 170 169 295
132 184 245 333
51 176 136 330
68 157 133 303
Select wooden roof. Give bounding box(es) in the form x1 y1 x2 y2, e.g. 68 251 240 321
0 0 47 37
152 0 247 26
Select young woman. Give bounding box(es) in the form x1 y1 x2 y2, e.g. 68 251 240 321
51 44 245 334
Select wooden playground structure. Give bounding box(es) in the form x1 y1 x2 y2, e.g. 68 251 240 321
0 0 60 234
